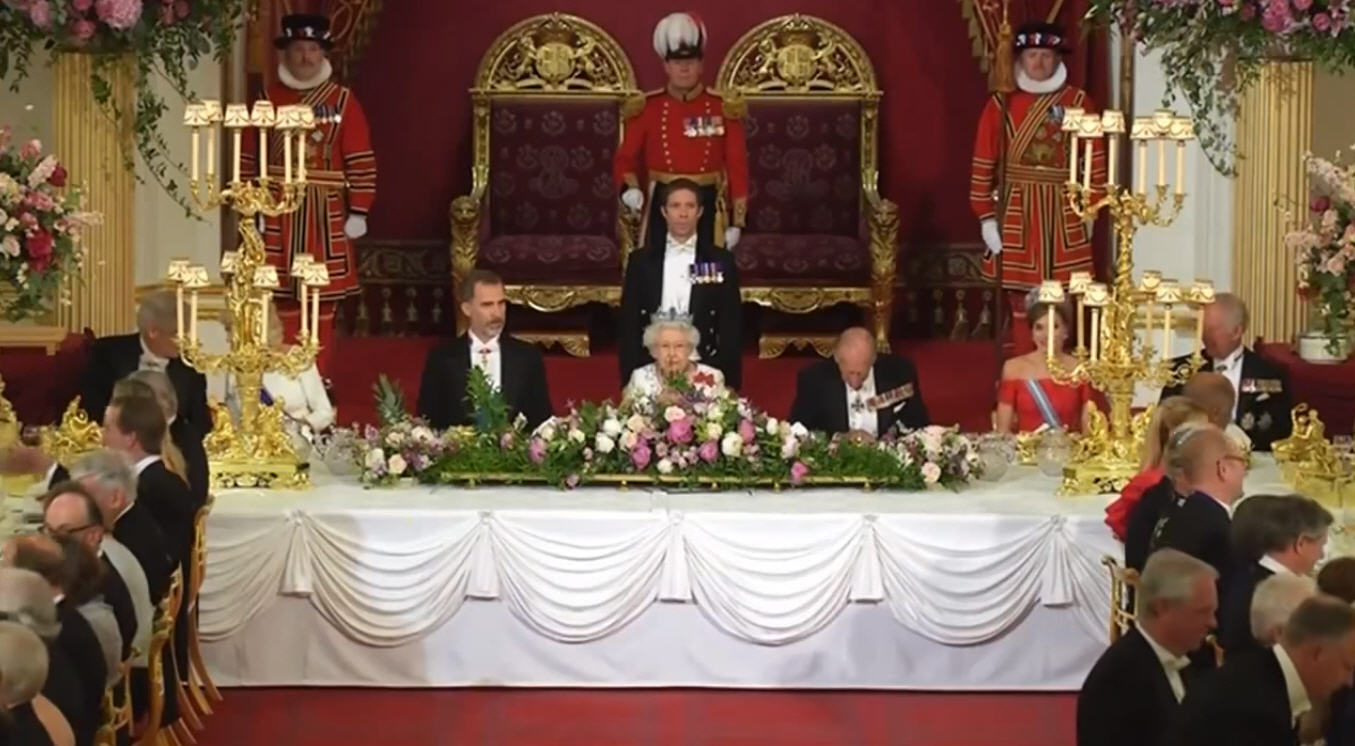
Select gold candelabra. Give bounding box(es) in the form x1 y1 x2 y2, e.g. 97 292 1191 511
169 99 330 489
1043 107 1214 494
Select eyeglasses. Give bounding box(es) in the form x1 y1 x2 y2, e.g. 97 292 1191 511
40 523 95 537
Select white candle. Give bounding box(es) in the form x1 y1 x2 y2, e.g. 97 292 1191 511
261 294 270 346
1090 309 1101 361
232 129 242 184
1156 140 1166 188
190 129 200 183
1107 137 1118 188
189 290 199 345
1161 306 1172 361
206 125 216 179
175 285 184 340
283 135 292 184
1136 141 1146 195
1076 298 1085 352
311 285 320 344
260 130 269 181
1068 134 1079 184
1046 306 1056 359
1195 306 1205 351
299 282 308 343
296 132 306 182
1175 142 1186 196
1083 140 1094 192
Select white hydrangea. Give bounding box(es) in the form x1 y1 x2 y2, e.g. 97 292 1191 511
595 433 616 454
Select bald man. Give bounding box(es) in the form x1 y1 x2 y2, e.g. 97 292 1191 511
789 327 929 438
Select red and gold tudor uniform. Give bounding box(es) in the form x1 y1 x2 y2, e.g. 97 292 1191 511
969 26 1105 290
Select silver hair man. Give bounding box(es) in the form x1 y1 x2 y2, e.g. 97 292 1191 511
0 567 61 641
1251 573 1318 645
125 369 179 421
1138 548 1219 621
0 621 48 707
70 449 138 529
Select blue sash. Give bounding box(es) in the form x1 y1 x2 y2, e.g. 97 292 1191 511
260 388 273 406
1023 379 1064 430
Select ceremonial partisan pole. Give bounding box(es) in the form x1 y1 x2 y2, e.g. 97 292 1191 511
990 1 1015 379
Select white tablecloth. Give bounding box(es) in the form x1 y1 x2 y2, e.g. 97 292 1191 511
199 460 1290 690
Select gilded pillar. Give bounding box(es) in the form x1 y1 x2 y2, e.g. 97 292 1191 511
53 53 136 335
1232 60 1312 344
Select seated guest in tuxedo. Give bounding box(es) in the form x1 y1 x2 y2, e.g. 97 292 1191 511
1077 548 1219 746
122 370 209 509
42 482 150 667
51 534 121 688
1219 495 1331 655
0 568 90 746
69 451 171 608
101 388 199 569
1161 292 1292 451
1151 424 1247 587
1250 574 1318 646
1106 396 1208 555
226 304 335 435
623 311 727 400
789 327 929 438
996 289 1096 434
0 534 106 740
619 178 742 390
1183 371 1253 453
1318 558 1355 746
1169 594 1355 746
79 290 211 436
418 269 553 430
0 621 75 746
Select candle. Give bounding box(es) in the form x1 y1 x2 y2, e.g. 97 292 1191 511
1175 141 1186 196
1161 306 1172 361
1090 309 1100 361
1195 304 1204 351
175 284 184 340
1156 140 1165 188
261 294 270 346
205 125 216 179
189 290 199 345
1068 132 1079 184
311 283 320 344
1046 305 1055 359
1107 137 1118 188
1136 141 1146 195
1076 297 1085 353
298 282 308 342
296 131 306 183
283 134 292 184
232 129 242 184
260 131 269 182
1083 140 1094 191
190 128 199 183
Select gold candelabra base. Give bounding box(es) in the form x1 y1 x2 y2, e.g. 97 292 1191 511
1060 402 1156 495
1273 405 1353 509
204 400 310 490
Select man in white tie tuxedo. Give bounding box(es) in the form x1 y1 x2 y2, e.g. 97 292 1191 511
78 291 211 437
1160 293 1292 451
417 270 553 430
619 178 742 389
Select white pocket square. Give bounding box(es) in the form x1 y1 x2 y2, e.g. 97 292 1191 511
1257 393 1270 402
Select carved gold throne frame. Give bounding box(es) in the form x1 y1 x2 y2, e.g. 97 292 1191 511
449 13 642 351
716 14 899 353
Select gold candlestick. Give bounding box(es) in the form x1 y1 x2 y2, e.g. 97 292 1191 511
1049 109 1209 494
170 99 323 490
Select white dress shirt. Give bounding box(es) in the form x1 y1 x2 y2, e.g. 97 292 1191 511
660 232 697 314
1274 644 1313 725
139 336 170 372
1259 554 1296 576
1212 345 1245 422
132 454 161 477
1138 623 1191 703
101 536 152 666
76 600 124 686
846 369 879 437
468 332 503 391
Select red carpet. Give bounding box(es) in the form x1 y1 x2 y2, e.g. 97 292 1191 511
193 688 1074 745
328 337 1001 432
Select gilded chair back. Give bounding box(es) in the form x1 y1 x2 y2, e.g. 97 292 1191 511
1102 555 1139 643
136 567 184 746
715 15 899 352
450 13 642 329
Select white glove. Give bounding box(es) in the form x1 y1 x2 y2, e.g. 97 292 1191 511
621 188 644 211
724 226 741 248
980 218 1002 255
344 214 368 239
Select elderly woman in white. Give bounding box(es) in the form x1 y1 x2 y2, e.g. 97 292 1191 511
225 305 335 433
624 311 726 400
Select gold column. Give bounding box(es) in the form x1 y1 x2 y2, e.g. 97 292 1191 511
1233 60 1312 344
53 53 136 335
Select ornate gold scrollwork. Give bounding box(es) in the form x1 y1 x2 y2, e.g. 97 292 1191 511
758 335 837 359
504 285 621 313
740 287 871 313
511 332 591 357
40 399 103 466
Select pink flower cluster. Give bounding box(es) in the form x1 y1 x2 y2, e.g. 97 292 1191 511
0 127 87 284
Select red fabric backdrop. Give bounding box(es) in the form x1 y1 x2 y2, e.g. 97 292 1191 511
343 0 1104 247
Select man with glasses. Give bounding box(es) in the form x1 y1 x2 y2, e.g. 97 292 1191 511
1153 424 1248 588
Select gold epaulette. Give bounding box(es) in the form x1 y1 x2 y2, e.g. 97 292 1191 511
711 87 747 120
622 88 663 119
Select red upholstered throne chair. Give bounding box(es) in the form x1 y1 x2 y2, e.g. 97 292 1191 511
449 13 642 356
716 14 898 357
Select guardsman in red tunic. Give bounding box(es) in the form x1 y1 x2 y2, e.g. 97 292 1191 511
970 22 1104 299
614 11 749 251
243 13 377 376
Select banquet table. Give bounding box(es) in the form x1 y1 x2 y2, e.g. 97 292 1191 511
198 459 1290 691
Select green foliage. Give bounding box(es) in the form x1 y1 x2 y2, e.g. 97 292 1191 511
371 374 409 428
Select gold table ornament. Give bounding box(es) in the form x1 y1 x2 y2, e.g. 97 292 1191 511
1047 108 1211 494
171 99 328 489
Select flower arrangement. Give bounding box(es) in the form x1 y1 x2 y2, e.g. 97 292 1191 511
1288 151 1355 354
354 368 981 491
1088 0 1355 175
0 0 251 213
0 129 94 321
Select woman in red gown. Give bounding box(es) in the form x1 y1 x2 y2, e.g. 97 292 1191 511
995 292 1095 434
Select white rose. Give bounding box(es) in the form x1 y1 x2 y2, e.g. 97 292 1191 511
364 448 385 471
664 405 687 424
537 423 557 442
721 432 743 457
595 433 616 454
780 437 799 459
411 426 434 443
705 422 723 441
657 458 674 474
568 428 586 444
707 403 724 420
627 413 648 433
765 417 780 436
387 453 408 476
790 422 809 439
602 418 623 437
620 431 639 451
386 430 405 447
921 462 942 485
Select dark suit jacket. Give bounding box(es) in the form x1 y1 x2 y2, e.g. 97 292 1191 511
1154 491 1234 589
618 241 743 390
56 600 107 745
1160 347 1293 451
1077 627 1187 746
1168 647 1299 746
79 332 212 435
1125 476 1179 572
113 502 172 604
1218 561 1275 656
788 355 930 436
43 640 92 746
170 418 209 509
1328 686 1355 746
99 554 136 661
137 459 200 568
416 335 553 431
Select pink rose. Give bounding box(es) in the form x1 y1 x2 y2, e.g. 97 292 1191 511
72 0 93 10
565 473 580 489
790 461 810 485
1293 0 1312 10
26 230 53 270
28 0 51 28
48 164 66 187
698 440 718 463
19 213 37 230
631 441 651 470
71 19 95 41
19 139 40 160
667 417 693 445
1314 11 1333 31
528 437 546 464
95 0 142 30
499 431 515 450
1312 195 1331 213
738 419 756 444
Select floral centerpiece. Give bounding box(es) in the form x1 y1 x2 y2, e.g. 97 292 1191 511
0 129 93 322
1288 150 1355 359
1088 0 1355 175
355 368 981 491
0 0 251 212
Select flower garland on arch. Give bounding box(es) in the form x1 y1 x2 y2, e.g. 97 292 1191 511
1289 150 1355 353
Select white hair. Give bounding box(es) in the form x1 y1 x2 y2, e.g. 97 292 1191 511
137 290 178 335
642 317 701 357
0 568 61 642
70 449 138 503
1251 573 1318 644
0 621 47 706
125 369 178 419
1139 548 1218 620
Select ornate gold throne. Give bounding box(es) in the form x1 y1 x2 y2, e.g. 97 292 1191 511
716 15 898 357
449 13 642 356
